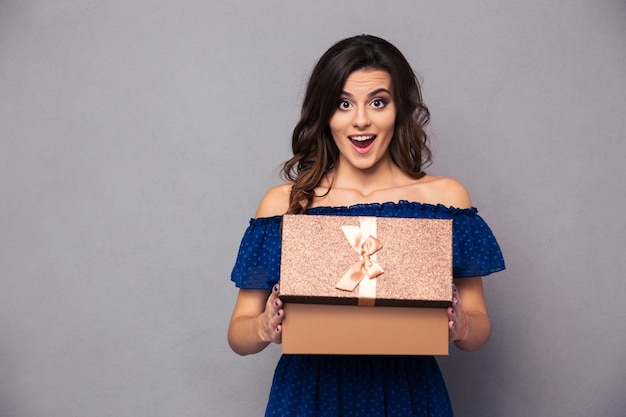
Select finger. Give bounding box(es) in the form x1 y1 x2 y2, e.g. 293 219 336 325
272 324 283 344
272 296 282 312
448 319 458 342
267 284 284 343
270 285 283 321
267 314 284 344
447 306 458 321
275 302 284 323
268 284 281 309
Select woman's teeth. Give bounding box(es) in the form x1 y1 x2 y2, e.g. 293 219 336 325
349 135 375 149
349 135 375 142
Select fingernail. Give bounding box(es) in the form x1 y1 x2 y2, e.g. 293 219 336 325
273 284 279 292
453 285 458 292
277 310 281 317
274 300 279 307
451 308 455 314
455 298 459 305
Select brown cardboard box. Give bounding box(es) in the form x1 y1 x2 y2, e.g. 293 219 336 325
280 214 453 355
282 304 449 355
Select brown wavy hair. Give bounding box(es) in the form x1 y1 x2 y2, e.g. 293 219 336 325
282 35 432 214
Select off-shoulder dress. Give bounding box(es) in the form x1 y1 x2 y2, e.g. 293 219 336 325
231 201 505 417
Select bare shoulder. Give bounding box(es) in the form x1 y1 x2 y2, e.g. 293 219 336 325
255 183 292 218
418 175 473 209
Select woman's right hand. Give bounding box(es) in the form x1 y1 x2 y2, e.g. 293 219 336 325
260 284 284 344
228 286 285 355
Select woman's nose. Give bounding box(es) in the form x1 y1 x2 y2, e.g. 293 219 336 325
352 107 371 128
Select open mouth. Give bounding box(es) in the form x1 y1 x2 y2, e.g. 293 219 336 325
349 135 376 149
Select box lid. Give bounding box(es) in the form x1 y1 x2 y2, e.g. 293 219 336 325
280 214 453 308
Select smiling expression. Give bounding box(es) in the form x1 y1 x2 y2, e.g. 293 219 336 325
329 69 397 174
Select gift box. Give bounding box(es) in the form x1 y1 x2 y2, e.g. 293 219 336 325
280 214 453 355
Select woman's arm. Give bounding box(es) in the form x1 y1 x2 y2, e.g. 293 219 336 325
227 286 284 356
448 277 492 351
227 184 291 356
423 177 492 350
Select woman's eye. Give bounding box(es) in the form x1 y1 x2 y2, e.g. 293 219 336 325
371 99 386 108
338 100 352 110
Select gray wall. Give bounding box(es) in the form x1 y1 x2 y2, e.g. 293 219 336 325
1 1 625 416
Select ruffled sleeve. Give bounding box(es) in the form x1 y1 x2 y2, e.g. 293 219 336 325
450 208 505 278
230 216 282 290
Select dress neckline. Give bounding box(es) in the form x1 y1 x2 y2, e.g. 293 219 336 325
307 200 476 213
250 200 478 223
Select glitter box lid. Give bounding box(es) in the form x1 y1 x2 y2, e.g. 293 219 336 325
280 214 453 308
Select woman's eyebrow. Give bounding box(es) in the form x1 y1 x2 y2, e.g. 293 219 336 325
339 88 392 98
368 88 392 98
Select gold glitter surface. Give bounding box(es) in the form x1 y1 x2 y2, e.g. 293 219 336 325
280 215 453 307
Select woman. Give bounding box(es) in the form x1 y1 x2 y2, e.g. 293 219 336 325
228 34 505 417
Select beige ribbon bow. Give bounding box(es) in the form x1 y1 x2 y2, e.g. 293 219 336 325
335 217 384 304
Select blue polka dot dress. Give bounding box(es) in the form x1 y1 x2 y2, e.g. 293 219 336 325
231 201 505 417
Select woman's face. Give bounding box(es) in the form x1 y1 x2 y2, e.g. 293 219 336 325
329 69 396 174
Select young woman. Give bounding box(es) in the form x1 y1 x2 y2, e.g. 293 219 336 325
228 34 505 417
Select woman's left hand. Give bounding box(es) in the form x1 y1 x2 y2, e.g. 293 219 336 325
448 285 468 343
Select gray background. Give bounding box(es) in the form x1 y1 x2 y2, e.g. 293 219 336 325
1 1 625 416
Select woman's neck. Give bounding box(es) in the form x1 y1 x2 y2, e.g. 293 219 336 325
332 159 402 191
314 161 423 206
